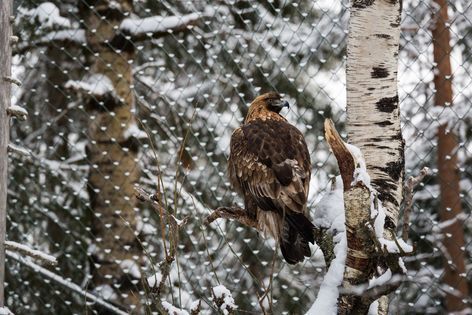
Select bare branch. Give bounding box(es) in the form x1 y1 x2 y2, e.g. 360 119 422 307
7 251 128 315
5 241 57 266
3 76 21 86
402 167 431 241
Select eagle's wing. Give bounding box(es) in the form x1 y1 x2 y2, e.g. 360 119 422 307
228 119 311 215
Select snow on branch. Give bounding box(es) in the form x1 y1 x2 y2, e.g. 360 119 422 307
6 251 128 315
120 9 213 41
0 307 14 315
7 105 28 121
162 301 189 315
14 29 86 55
5 241 57 266
7 143 33 160
65 74 117 98
212 285 236 314
20 2 71 28
65 74 123 108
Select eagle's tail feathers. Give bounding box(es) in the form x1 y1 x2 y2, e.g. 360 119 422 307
280 213 315 264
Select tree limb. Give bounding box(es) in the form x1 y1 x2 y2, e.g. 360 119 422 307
402 167 431 241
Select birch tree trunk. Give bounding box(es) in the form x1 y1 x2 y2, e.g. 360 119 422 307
431 0 470 311
79 1 142 312
0 0 12 307
343 0 404 313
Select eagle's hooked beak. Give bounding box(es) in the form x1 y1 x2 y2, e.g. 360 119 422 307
274 99 290 109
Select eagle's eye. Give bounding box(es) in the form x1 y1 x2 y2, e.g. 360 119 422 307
267 98 290 113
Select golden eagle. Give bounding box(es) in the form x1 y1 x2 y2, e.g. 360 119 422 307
228 92 315 264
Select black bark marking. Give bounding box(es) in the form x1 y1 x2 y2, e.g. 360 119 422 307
87 96 124 112
376 161 404 182
391 131 403 141
375 120 393 127
369 137 384 142
371 66 389 78
110 32 135 53
374 34 392 39
368 87 375 91
352 0 375 8
375 96 398 113
384 216 396 230
120 137 141 154
371 179 399 207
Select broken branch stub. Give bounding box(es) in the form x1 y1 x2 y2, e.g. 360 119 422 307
324 119 355 191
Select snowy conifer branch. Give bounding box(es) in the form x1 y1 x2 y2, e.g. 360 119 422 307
6 251 128 315
402 167 431 241
120 10 213 42
5 241 57 266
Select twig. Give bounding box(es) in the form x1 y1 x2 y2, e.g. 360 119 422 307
7 251 128 315
134 186 188 229
3 76 21 86
5 241 57 266
402 167 431 241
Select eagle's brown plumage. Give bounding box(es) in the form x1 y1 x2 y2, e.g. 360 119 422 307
228 92 315 264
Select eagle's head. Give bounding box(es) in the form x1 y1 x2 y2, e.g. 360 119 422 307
245 92 289 123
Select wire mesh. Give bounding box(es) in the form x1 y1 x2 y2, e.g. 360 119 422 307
5 0 472 314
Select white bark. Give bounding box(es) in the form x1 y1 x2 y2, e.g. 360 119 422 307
347 0 404 230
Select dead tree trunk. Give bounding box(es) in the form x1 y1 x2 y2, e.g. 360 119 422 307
0 1 12 307
79 1 142 312
431 0 470 311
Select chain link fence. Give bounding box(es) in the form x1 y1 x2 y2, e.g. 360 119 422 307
5 0 471 314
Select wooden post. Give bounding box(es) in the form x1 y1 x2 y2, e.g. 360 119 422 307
0 0 12 307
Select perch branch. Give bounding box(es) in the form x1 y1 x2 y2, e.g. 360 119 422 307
204 206 257 229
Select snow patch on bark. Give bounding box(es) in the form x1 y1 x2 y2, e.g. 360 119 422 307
308 177 347 315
